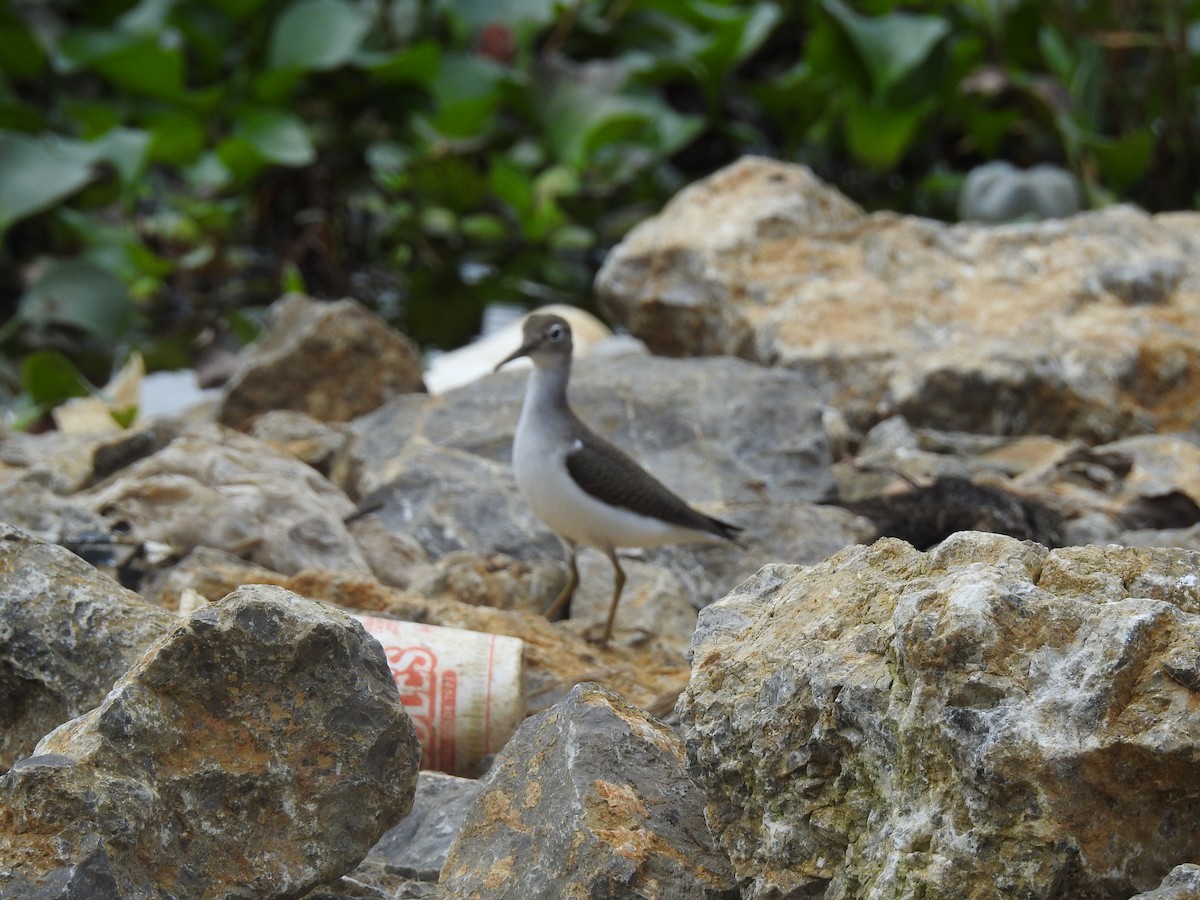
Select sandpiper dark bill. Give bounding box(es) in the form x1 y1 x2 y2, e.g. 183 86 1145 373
495 313 740 647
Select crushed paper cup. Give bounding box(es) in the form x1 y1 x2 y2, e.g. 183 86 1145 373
354 615 524 775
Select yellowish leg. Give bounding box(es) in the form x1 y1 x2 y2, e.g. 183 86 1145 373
599 550 626 648
543 540 578 621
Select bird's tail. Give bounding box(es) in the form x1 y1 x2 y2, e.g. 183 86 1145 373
707 515 743 544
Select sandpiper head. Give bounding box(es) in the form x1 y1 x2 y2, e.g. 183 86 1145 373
495 313 574 371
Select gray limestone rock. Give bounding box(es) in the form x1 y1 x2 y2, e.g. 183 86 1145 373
249 408 351 474
679 532 1200 899
0 523 175 771
0 584 420 899
335 350 870 622
302 770 480 898
341 770 483 894
0 480 110 547
341 350 835 509
441 682 737 899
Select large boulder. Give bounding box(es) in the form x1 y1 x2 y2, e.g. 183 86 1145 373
597 156 1200 441
679 532 1200 899
0 584 420 899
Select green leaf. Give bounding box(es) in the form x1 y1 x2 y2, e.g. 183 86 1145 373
210 0 270 17
281 261 307 294
548 224 595 251
186 150 235 191
693 3 782 97
147 109 207 164
56 29 134 72
6 396 44 431
98 42 186 101
440 0 555 46
0 101 45 133
0 7 45 79
423 53 504 140
844 100 931 170
117 0 178 35
1037 24 1074 82
0 132 96 233
1087 129 1154 194
61 97 123 139
268 0 371 71
459 212 508 243
215 135 267 184
442 0 554 31
823 0 950 98
58 31 187 101
655 107 706 157
237 108 315 167
252 68 304 103
90 127 152 185
804 13 869 93
21 350 94 410
962 107 1021 157
126 240 177 279
490 156 534 221
542 82 703 173
419 206 457 237
357 40 440 84
366 140 411 177
19 259 134 341
109 405 140 429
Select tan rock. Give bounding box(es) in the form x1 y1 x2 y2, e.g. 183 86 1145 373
679 532 1200 898
344 513 429 589
218 294 425 429
82 425 369 576
598 156 1200 440
403 549 700 655
0 423 110 494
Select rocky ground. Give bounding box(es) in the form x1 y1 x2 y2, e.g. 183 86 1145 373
3 158 1200 898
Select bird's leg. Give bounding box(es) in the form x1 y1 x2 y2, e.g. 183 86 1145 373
543 538 578 621
599 549 626 648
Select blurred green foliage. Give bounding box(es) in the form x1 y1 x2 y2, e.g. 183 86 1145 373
0 0 1196 423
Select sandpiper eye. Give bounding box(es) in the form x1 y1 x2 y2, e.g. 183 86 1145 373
547 324 564 341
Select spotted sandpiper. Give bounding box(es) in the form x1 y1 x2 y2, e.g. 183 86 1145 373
495 313 740 647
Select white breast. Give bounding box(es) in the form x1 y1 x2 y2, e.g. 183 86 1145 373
513 407 710 552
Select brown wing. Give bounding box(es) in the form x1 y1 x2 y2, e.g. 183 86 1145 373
565 424 740 541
